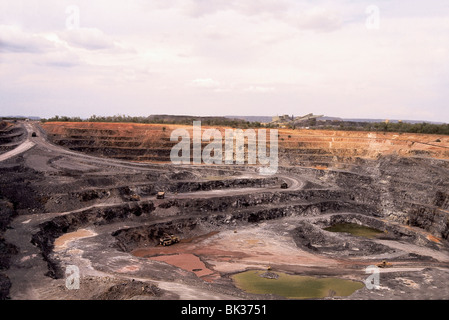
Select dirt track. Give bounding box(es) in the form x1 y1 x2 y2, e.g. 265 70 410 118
1 120 449 300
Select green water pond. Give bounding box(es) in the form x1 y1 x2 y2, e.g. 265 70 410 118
323 222 384 238
232 270 364 299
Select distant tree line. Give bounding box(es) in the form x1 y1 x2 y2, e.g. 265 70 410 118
42 115 151 124
41 114 271 129
40 115 449 135
312 120 449 136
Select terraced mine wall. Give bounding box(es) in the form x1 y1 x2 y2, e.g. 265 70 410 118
19 152 449 283
27 122 449 280
42 122 449 164
0 121 27 154
111 199 374 253
39 123 449 237
30 188 378 277
1 120 448 300
43 176 279 213
75 177 279 198
117 176 279 197
112 186 449 254
155 189 369 213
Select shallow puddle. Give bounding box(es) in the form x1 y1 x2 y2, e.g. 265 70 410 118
149 253 215 279
232 270 364 299
54 229 96 251
147 253 221 282
324 223 383 238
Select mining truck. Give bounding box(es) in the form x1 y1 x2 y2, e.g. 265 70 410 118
156 191 165 199
376 260 392 268
159 234 179 246
129 194 141 201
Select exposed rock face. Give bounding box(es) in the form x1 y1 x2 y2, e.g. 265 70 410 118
0 199 17 300
259 272 279 280
0 122 27 154
409 206 449 240
42 122 449 163
0 274 11 300
91 280 162 300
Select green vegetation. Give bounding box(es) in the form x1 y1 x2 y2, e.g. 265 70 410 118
232 270 364 299
40 114 268 128
41 114 155 124
324 223 384 239
315 120 449 135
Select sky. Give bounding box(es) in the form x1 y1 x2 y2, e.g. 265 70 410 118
0 0 448 122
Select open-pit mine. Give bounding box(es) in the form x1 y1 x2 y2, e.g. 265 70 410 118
1 120 449 300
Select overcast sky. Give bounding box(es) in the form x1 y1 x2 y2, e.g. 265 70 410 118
1 0 448 122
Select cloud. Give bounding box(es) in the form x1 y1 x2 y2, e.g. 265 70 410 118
292 7 343 32
0 25 83 68
188 78 234 92
59 28 116 50
35 51 80 68
189 79 276 94
183 0 234 17
244 86 275 93
1 1 448 122
0 25 54 53
190 78 221 88
184 0 290 18
183 0 342 32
